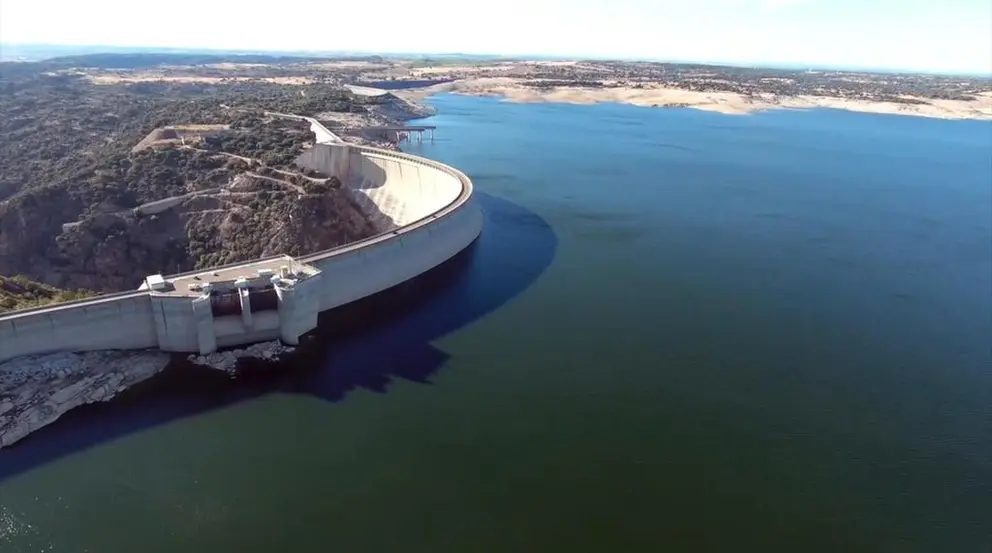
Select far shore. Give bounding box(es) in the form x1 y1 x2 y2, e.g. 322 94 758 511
398 78 992 121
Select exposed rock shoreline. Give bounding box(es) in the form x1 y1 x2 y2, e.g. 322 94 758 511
0 351 171 448
0 341 299 449
188 340 295 375
397 78 992 120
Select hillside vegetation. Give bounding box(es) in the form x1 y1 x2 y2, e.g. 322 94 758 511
0 275 93 313
0 54 394 308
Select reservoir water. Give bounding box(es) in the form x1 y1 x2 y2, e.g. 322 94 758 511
2 95 991 552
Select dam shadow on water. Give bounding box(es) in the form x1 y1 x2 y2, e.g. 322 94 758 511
0 192 558 482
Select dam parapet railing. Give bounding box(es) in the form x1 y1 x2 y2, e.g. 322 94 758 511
0 124 482 362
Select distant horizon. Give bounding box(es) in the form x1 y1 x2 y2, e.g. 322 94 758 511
2 42 990 79
1 0 989 75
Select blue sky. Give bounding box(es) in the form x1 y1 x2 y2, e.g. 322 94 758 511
1 0 990 74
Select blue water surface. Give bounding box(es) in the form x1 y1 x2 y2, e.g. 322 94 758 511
2 96 990 553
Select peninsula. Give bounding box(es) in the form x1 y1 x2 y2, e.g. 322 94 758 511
383 60 992 120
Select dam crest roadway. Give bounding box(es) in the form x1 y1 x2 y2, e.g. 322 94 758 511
0 117 484 362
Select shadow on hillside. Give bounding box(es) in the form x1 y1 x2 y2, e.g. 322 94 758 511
0 192 558 482
294 144 399 232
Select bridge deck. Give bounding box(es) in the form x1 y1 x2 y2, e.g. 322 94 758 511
358 125 436 132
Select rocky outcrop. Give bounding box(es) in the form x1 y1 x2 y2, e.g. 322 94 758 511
0 342 299 448
0 350 171 448
0 186 86 285
375 94 436 122
54 209 195 291
188 340 294 375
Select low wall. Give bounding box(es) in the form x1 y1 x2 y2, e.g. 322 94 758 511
307 204 481 312
0 136 482 363
0 294 158 361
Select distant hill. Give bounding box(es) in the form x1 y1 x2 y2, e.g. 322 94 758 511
19 52 383 70
0 44 385 66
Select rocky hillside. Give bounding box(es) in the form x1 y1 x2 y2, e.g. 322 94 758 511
0 56 389 301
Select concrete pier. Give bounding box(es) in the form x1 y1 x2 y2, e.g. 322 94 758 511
360 126 436 144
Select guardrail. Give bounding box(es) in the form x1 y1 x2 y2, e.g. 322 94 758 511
0 289 150 320
0 129 473 320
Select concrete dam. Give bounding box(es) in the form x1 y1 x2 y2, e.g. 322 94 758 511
0 122 483 363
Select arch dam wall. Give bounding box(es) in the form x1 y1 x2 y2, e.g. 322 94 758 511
0 131 483 363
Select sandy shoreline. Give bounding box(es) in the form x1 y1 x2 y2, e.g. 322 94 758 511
399 78 992 121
